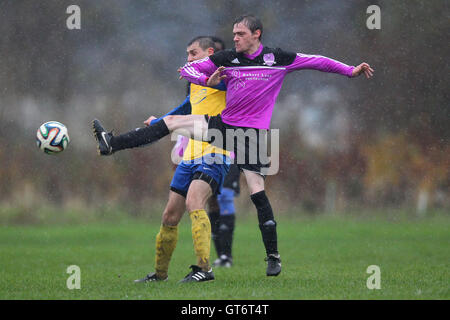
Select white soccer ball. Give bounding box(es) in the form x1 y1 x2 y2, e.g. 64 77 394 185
36 121 70 154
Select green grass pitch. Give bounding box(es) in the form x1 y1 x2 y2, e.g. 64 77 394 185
0 215 448 299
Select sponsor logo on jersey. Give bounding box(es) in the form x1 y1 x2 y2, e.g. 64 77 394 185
231 70 245 89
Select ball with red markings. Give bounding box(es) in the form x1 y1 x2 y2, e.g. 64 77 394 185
36 121 70 154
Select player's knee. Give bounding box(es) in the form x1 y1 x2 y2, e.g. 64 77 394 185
185 196 203 213
162 115 176 131
246 175 265 194
163 115 176 125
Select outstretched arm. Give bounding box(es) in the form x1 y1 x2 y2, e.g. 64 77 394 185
286 53 373 78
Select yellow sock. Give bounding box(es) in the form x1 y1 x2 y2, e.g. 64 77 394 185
189 209 211 271
155 224 178 279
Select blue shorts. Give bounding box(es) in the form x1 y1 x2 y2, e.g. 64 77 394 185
170 154 231 197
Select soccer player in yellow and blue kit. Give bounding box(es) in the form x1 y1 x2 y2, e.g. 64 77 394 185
133 36 230 283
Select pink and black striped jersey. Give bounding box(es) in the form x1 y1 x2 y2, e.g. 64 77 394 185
181 44 354 130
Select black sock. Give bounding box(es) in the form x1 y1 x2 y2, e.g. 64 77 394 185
250 190 278 256
208 209 222 258
110 120 170 152
218 214 235 258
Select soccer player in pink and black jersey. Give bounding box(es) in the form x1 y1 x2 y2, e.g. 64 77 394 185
93 14 373 277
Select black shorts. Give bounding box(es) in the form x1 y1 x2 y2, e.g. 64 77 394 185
223 164 241 195
205 114 270 175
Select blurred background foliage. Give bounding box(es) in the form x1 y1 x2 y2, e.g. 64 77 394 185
0 0 448 223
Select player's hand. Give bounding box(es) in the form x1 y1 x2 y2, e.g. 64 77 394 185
352 62 374 79
206 66 226 86
177 67 183 80
144 116 157 126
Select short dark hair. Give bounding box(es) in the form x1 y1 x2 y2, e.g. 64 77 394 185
187 36 216 51
233 14 263 40
209 36 226 52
